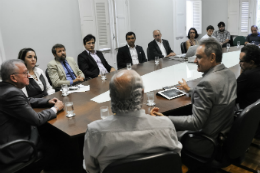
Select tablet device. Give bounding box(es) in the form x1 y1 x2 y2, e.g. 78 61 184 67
157 87 186 100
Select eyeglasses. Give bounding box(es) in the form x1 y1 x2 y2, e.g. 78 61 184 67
12 71 29 76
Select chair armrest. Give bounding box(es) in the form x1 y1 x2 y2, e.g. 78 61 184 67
179 131 218 163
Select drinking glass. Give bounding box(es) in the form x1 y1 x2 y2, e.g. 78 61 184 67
237 41 240 48
61 84 68 96
100 106 109 119
226 43 230 50
155 56 159 64
252 41 255 45
146 92 155 106
65 102 75 118
101 71 106 81
126 63 131 70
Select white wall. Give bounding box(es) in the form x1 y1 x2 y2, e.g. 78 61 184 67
0 0 83 71
129 0 229 53
129 0 174 54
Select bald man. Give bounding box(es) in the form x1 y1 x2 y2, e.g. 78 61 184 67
148 30 176 61
83 70 182 173
245 25 260 45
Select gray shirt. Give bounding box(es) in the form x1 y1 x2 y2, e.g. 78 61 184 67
83 109 182 173
213 30 231 43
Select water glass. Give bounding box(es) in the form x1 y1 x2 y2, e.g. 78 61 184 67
100 106 109 119
127 63 131 70
101 71 106 81
61 84 68 96
65 102 75 118
146 92 155 106
237 41 240 48
226 43 230 50
155 56 159 64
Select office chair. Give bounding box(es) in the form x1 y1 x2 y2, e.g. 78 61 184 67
103 151 182 173
180 42 187 54
147 47 151 61
0 128 43 173
45 68 52 86
179 99 260 173
233 36 246 46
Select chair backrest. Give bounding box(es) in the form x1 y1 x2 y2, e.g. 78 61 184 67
147 47 151 61
180 42 187 54
225 99 260 159
103 151 182 173
45 68 52 86
233 36 246 46
229 35 234 46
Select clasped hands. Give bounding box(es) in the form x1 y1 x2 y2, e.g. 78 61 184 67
150 78 190 116
48 97 64 112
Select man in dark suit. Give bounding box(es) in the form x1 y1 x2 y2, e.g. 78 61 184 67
148 30 176 61
78 34 115 79
0 59 64 172
117 32 147 69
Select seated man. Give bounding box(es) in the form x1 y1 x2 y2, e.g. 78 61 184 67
47 44 85 89
152 38 237 159
78 34 115 79
237 45 260 109
83 69 182 173
200 25 217 41
148 30 176 61
245 25 260 45
213 21 231 47
117 32 147 69
0 59 64 171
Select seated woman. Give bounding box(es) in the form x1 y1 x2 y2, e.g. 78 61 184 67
18 48 55 98
186 28 199 51
237 45 260 109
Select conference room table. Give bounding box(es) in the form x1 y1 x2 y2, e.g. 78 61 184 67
34 46 242 170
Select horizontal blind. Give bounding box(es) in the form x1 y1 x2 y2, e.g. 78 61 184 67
96 2 108 46
240 1 249 33
192 1 202 34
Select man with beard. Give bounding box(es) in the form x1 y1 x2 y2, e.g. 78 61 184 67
245 25 260 45
213 21 230 47
47 44 85 89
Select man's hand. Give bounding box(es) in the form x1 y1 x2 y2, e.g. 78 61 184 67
54 100 64 112
178 78 190 93
167 52 176 58
73 76 84 83
48 98 58 105
150 107 164 116
110 68 116 72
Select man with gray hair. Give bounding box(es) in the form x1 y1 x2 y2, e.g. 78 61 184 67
83 69 182 173
0 59 64 172
152 38 237 169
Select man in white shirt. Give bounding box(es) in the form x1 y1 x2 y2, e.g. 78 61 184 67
117 32 147 69
200 25 217 41
148 30 176 61
83 69 182 173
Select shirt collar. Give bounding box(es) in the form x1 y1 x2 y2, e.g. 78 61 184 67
85 49 96 54
156 39 163 44
127 44 136 48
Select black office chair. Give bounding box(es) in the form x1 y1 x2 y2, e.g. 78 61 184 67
0 128 43 173
103 151 182 173
179 99 260 173
147 47 151 61
180 42 187 54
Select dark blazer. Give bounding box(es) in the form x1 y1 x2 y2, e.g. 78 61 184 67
117 45 147 70
237 67 260 109
0 82 56 165
26 75 48 98
148 39 174 61
78 50 112 78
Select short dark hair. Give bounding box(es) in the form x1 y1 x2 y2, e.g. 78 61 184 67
187 28 199 39
241 45 260 66
52 44 66 55
251 25 258 30
207 25 214 31
218 21 225 27
83 34 96 45
17 48 38 68
126 32 136 40
200 38 223 63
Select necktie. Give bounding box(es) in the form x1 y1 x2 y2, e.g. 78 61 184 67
63 61 76 80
